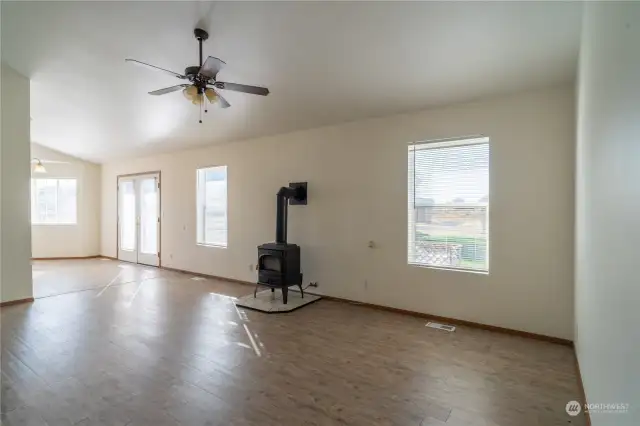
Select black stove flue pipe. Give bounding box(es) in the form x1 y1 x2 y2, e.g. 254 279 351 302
275 185 305 244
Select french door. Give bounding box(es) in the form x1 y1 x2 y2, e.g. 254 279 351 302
118 173 160 266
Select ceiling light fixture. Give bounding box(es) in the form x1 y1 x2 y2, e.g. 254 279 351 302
33 158 47 173
182 86 219 122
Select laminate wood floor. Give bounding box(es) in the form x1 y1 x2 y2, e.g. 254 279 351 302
2 259 586 425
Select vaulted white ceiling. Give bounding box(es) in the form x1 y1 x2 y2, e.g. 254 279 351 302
2 1 582 163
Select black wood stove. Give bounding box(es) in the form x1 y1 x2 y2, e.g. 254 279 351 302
255 183 307 304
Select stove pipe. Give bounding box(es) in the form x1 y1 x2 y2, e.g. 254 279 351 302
275 186 299 244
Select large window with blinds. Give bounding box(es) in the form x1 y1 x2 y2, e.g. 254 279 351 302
408 137 489 272
196 166 228 247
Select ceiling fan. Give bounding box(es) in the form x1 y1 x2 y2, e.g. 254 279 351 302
31 158 70 173
126 28 270 123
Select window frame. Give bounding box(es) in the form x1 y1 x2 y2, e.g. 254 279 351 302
407 136 490 274
31 177 79 225
196 165 228 248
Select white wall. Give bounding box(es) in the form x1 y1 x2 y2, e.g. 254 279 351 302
31 143 101 258
1 64 33 302
102 86 575 339
575 3 640 425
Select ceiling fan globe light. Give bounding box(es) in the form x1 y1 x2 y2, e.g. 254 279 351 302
183 85 198 101
204 88 217 103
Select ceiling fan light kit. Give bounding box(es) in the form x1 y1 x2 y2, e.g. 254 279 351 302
126 28 269 123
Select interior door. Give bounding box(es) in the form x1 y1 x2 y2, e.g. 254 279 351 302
117 173 160 266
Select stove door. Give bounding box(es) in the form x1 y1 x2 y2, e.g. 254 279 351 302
259 254 283 272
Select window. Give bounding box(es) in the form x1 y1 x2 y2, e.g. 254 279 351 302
196 166 228 247
31 178 78 224
408 137 489 272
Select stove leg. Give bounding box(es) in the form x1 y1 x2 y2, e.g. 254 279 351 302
271 288 275 293
254 284 259 298
282 287 288 305
298 283 304 298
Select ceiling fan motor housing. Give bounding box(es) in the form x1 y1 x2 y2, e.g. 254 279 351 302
185 66 200 78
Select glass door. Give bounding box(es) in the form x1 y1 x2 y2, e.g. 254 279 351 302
137 176 160 266
117 173 160 266
118 178 137 263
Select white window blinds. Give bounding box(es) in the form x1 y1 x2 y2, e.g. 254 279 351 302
196 166 228 247
408 137 489 272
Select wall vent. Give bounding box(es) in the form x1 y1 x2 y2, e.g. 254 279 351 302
426 322 456 332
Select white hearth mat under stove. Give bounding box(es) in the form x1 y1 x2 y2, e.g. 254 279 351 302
235 289 321 313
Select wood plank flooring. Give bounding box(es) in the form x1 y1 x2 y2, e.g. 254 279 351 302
2 259 586 425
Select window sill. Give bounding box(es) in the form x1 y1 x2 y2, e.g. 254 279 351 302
408 263 489 275
197 243 228 249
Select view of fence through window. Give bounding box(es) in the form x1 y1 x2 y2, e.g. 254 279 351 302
196 166 228 247
408 137 489 271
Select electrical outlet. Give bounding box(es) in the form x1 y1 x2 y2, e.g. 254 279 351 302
309 282 318 287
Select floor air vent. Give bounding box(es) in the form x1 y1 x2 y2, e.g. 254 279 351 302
426 322 456 332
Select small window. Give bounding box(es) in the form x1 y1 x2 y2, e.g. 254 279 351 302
31 178 78 224
408 137 489 272
196 166 228 247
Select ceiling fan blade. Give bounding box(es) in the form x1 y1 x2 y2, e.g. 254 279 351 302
198 56 226 80
125 59 187 80
148 84 190 95
215 90 231 108
31 159 69 164
214 82 269 96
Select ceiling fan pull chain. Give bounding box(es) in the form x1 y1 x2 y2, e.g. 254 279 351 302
199 101 203 124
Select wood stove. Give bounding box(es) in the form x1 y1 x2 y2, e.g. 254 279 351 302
254 183 307 304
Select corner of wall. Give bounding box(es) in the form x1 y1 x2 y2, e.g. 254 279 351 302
1 64 33 302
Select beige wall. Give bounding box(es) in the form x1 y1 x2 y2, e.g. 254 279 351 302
31 143 101 258
575 3 640 425
1 64 33 302
102 86 575 339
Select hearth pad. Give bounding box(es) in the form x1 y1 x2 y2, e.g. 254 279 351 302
235 289 321 313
